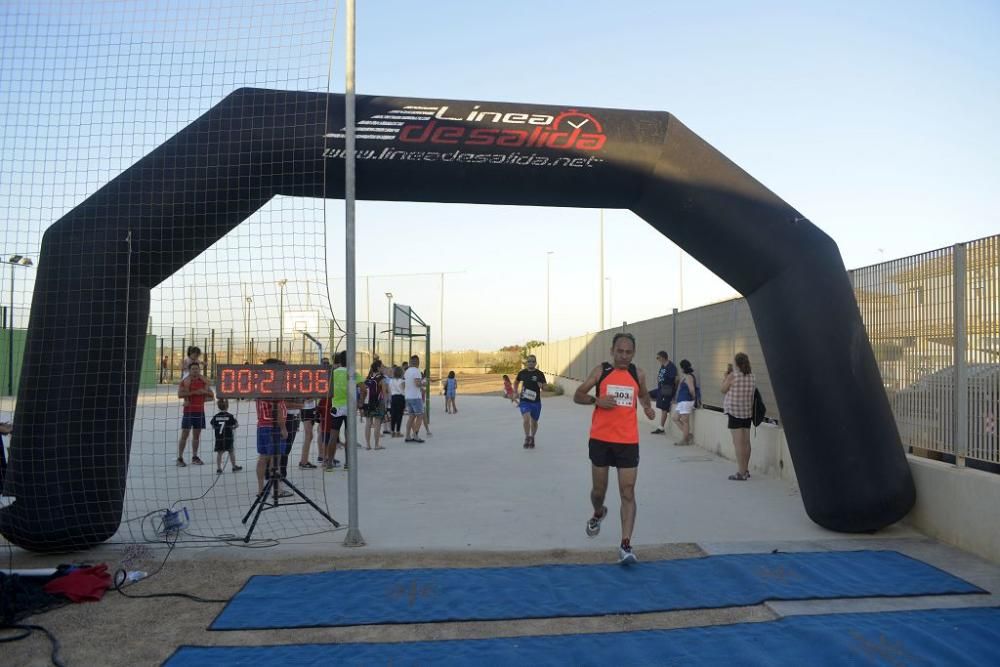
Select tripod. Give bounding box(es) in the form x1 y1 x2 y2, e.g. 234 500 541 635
241 457 340 542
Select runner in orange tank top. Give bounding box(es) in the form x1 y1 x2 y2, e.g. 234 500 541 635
573 332 656 565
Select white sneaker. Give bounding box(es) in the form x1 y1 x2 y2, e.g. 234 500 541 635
618 544 638 565
586 506 608 537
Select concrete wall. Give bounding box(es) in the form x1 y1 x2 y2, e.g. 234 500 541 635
905 457 1000 564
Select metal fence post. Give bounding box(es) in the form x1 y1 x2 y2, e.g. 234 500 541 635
954 243 968 467
671 308 678 362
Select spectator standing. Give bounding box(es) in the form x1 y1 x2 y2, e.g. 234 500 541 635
403 356 426 443
181 346 201 380
177 361 213 466
210 398 242 474
254 358 289 497
672 359 697 446
388 365 406 438
722 352 757 481
444 371 458 414
650 351 677 435
363 361 386 450
330 350 366 470
0 420 11 495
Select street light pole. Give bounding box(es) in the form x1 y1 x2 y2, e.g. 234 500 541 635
245 296 253 359
277 279 287 359
7 255 34 396
599 209 605 330
546 251 554 348
439 272 444 382
385 292 393 364
605 277 612 329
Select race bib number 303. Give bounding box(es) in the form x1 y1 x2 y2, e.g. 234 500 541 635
607 384 635 407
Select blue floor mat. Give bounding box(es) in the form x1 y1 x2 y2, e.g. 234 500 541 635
209 550 985 630
173 606 1000 666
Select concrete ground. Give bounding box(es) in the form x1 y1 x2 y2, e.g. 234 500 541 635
3 384 998 665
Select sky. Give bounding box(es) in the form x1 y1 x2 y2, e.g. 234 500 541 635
1 0 998 351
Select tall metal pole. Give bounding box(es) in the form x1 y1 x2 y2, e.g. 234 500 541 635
599 210 605 330
546 251 554 347
277 279 287 358
678 247 684 311
439 272 444 382
953 243 968 467
343 0 364 547
7 263 13 396
605 277 612 329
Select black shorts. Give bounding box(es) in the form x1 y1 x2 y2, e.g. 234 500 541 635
301 408 318 423
727 415 752 429
655 393 673 411
214 437 234 453
588 439 639 469
331 415 346 431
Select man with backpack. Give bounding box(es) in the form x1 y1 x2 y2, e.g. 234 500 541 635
573 332 656 565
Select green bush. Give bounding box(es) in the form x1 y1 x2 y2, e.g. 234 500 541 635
545 382 565 396
489 360 521 374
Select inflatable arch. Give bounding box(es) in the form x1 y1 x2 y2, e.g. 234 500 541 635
0 88 915 551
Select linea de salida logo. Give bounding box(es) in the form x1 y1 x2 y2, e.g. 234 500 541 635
325 104 607 151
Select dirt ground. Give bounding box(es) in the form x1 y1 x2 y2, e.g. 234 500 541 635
6 544 776 666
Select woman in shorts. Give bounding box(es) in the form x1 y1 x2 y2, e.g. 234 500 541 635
721 352 756 480
672 359 697 446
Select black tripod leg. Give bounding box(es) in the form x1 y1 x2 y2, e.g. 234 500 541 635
242 476 274 525
280 477 341 528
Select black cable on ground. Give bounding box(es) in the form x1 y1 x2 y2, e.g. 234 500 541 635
0 622 65 667
112 532 229 604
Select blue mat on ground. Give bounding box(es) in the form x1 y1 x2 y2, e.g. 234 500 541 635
174 606 1000 666
209 550 985 630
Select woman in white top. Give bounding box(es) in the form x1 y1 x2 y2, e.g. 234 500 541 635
388 366 406 438
721 352 757 481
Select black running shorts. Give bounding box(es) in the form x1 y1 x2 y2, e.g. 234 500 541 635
588 439 639 469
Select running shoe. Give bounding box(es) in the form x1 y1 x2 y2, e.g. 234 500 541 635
191 456 204 465
299 462 317 469
232 465 243 472
216 468 223 475
618 544 638 565
586 505 608 537
176 458 186 467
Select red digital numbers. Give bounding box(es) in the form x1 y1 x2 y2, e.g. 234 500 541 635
316 370 330 394
260 368 275 393
215 365 330 398
220 368 236 393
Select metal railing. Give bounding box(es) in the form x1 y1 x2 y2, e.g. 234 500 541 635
536 234 1000 470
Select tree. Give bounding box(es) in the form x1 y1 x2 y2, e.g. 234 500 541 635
520 340 545 361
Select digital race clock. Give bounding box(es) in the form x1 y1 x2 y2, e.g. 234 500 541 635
215 364 331 399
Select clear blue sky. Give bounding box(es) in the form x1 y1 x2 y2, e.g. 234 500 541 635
2 1 997 351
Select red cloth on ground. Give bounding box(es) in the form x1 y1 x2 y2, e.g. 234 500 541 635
43 564 112 602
